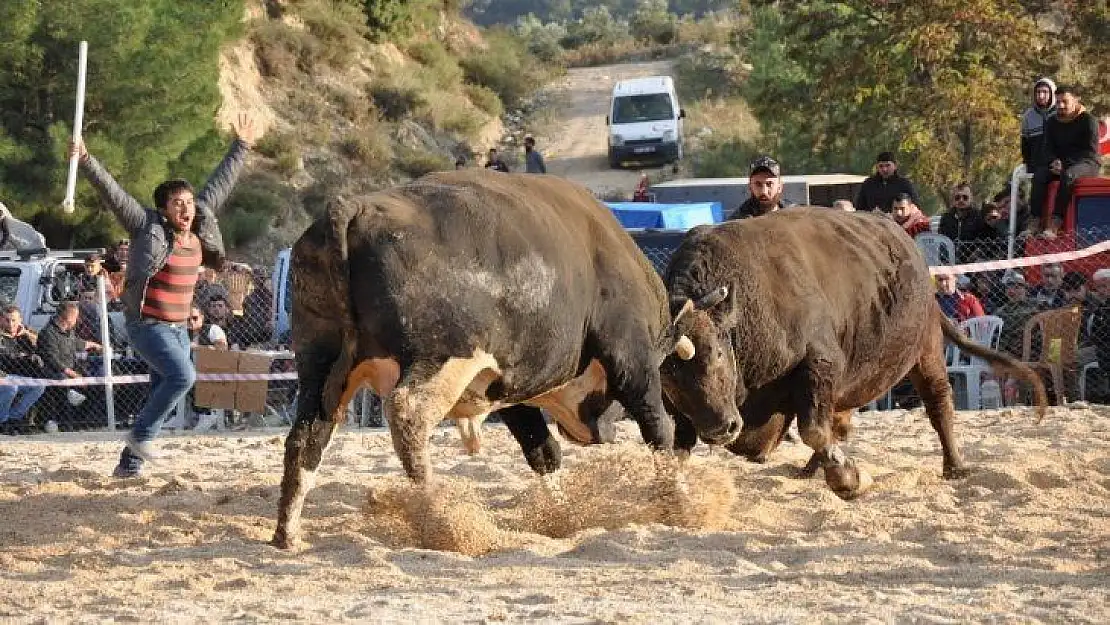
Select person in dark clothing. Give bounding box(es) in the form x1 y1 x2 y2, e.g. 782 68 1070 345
1035 84 1103 232
937 184 994 262
484 148 509 172
727 155 788 220
1021 78 1057 173
854 151 920 213
36 303 100 380
523 136 547 174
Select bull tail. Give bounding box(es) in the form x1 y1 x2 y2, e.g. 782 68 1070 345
940 313 1049 423
320 198 362 419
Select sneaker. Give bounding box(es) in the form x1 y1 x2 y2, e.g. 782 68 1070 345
124 434 163 464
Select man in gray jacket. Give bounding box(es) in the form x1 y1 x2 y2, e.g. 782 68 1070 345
70 114 256 477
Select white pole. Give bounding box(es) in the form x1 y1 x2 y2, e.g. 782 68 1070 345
1007 164 1031 261
96 274 116 431
62 41 88 215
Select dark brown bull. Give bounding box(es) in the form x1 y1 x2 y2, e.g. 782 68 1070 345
271 170 739 549
660 207 1048 499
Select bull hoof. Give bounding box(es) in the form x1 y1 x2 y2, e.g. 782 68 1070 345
943 464 972 480
794 464 819 479
270 532 299 551
826 461 873 500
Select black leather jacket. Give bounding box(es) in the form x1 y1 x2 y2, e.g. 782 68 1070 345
79 139 248 323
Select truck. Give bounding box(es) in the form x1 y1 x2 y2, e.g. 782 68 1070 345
647 174 867 216
606 75 685 169
0 247 122 333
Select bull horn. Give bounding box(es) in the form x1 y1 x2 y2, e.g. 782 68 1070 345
673 298 694 326
675 335 695 360
696 285 729 310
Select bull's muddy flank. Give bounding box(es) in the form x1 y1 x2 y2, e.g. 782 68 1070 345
661 208 1047 500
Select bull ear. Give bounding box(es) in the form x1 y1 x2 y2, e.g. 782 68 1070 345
696 285 729 310
671 298 694 327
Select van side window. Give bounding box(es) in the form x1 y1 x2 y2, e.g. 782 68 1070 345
0 268 20 308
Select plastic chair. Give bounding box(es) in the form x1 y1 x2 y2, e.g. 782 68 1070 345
1019 307 1082 405
947 315 1004 409
915 232 957 266
1079 362 1100 401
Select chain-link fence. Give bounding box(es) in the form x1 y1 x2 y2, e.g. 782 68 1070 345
3 219 1108 437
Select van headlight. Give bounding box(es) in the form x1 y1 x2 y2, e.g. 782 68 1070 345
611 135 624 146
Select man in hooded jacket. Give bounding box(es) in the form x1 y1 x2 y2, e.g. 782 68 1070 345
1023 78 1057 228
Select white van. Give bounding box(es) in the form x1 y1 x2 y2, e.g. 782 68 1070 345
605 75 685 169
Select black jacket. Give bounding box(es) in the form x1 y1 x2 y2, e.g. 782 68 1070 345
728 197 786 220
854 173 920 213
79 139 247 323
36 320 82 378
1046 110 1102 168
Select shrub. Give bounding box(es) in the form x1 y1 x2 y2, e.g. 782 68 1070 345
368 75 426 121
395 147 451 178
464 83 503 117
220 173 287 246
459 28 549 109
340 124 394 170
251 20 320 78
254 130 302 175
296 0 368 68
406 39 464 89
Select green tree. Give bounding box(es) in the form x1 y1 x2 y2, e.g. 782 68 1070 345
0 0 245 247
743 0 1050 206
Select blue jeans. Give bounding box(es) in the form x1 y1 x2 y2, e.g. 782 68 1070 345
0 384 44 422
125 319 195 446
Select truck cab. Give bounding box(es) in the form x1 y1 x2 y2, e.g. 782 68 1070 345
0 247 121 332
606 75 685 169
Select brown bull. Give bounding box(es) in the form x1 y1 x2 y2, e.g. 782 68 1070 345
660 207 1048 499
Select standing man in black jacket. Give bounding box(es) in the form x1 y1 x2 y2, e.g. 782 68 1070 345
1039 84 1103 233
854 151 920 213
70 114 255 478
727 155 788 219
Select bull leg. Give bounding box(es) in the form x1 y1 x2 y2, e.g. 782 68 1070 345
798 410 853 478
386 353 500 484
596 340 674 452
273 348 352 550
908 330 969 479
500 405 562 474
453 412 488 456
725 412 787 464
794 354 873 500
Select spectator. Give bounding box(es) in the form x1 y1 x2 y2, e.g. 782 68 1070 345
934 270 985 322
1038 84 1103 234
992 186 1032 237
77 253 119 301
832 199 855 211
855 151 920 213
36 302 100 380
1021 78 1057 179
187 305 228 349
1031 263 1066 309
993 272 1042 356
70 113 254 478
728 155 788 220
235 268 274 348
0 305 44 433
968 272 1006 315
484 148 509 173
194 267 229 311
454 156 466 170
890 193 931 238
938 184 994 261
523 136 547 174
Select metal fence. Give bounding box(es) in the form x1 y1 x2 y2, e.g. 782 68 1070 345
3 221 1109 437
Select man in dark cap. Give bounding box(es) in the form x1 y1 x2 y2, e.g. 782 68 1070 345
728 155 788 219
854 151 920 213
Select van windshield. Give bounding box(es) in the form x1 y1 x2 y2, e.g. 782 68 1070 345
612 93 674 124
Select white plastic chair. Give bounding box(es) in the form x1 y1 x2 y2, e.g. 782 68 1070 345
915 232 957 266
947 315 1004 410
1079 362 1100 401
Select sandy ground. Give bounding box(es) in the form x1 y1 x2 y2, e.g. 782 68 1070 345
536 60 677 197
1 405 1109 623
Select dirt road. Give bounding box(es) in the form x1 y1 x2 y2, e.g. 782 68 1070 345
536 60 676 197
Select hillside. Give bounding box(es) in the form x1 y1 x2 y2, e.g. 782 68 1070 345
212 1 554 264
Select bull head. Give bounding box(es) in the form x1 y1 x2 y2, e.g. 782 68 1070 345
671 285 729 360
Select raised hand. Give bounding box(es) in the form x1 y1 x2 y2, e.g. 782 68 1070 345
231 113 257 148
68 137 88 162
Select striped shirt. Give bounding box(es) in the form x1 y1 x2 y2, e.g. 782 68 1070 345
141 232 201 323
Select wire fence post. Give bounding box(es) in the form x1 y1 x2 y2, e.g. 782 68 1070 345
96 274 116 431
